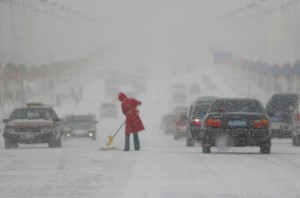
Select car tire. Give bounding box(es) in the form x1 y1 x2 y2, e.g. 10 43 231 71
186 136 194 147
202 145 211 153
49 138 58 148
260 145 271 154
11 142 19 148
56 137 62 147
4 139 12 149
292 135 300 146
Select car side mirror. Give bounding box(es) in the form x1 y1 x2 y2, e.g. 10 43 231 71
3 119 8 123
54 118 61 122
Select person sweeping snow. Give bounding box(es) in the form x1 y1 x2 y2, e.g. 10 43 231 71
118 92 145 151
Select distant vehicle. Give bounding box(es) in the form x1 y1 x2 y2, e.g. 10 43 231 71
201 98 271 154
172 106 188 140
266 94 299 140
174 112 188 140
186 103 210 146
187 96 218 120
100 102 118 118
63 114 98 140
2 103 63 149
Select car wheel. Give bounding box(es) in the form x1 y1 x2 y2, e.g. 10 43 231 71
186 136 194 147
49 138 57 148
11 142 19 148
4 139 12 149
56 137 62 147
292 135 300 146
202 145 211 153
260 145 271 154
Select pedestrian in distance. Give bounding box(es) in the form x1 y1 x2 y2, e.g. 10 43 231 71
118 92 145 151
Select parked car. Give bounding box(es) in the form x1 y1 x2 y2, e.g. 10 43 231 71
2 103 63 149
201 98 271 154
186 103 210 146
266 94 299 139
100 102 118 118
63 114 98 140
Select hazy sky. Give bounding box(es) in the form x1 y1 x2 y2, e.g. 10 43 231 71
53 0 256 66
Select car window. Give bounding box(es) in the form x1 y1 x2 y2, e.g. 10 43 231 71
192 105 209 117
267 96 298 113
210 100 265 113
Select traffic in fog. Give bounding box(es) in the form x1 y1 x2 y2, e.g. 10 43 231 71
1 0 300 197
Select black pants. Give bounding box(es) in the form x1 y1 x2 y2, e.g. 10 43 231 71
124 133 140 151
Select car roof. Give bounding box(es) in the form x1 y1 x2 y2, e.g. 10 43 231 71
213 98 260 102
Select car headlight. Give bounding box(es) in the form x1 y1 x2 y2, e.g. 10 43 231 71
89 132 93 137
5 127 15 134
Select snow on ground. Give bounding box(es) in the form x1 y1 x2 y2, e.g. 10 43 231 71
1 63 300 198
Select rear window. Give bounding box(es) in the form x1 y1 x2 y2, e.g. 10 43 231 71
192 105 209 117
210 99 265 113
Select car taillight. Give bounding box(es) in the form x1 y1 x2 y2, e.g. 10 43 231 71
253 119 269 128
191 118 201 125
205 118 222 127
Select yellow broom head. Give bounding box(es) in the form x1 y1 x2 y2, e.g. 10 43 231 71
106 135 113 146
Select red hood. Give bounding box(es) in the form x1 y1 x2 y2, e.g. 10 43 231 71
6 120 53 128
118 92 127 101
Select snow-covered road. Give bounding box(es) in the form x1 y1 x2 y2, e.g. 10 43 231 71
1 133 300 198
1 64 300 198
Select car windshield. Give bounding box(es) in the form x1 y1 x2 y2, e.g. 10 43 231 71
210 100 265 113
10 108 53 120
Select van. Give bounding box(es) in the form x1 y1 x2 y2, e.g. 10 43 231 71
266 94 299 142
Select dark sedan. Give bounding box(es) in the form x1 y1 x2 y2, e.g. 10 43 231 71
201 98 271 154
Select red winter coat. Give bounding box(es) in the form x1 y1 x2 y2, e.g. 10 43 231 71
118 93 145 135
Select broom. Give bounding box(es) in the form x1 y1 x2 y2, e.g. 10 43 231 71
105 121 125 146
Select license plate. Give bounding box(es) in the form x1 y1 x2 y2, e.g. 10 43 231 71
20 133 35 140
228 120 246 127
